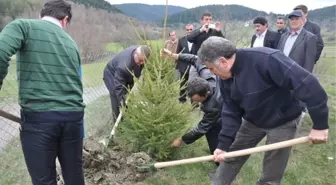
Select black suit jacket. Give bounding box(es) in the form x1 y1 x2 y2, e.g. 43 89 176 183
176 36 194 74
304 20 324 62
104 45 143 106
251 30 281 49
187 27 224 55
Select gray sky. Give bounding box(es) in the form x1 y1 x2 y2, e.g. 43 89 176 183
107 0 335 14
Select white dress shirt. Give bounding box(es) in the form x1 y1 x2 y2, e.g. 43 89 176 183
253 30 267 48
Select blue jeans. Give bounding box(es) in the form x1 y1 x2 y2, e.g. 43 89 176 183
20 110 85 185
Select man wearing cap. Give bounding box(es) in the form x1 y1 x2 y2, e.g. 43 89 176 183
103 45 151 120
294 5 324 62
277 10 317 72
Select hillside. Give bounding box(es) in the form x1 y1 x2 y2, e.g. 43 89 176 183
160 4 336 27
308 5 335 21
72 0 122 13
115 3 187 21
160 4 268 26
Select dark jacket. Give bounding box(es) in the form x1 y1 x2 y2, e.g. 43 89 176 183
187 27 224 55
103 45 143 106
178 53 216 88
304 20 324 62
277 28 317 72
175 36 194 74
251 30 281 49
278 27 289 34
182 86 223 144
217 47 329 151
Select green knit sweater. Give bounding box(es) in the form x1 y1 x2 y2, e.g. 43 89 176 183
0 19 85 112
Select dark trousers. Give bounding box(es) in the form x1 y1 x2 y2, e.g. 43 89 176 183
103 67 120 121
20 110 85 185
213 115 303 185
179 70 189 103
110 92 120 121
205 122 221 167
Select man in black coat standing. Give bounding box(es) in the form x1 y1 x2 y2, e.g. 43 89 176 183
103 45 151 120
176 24 195 103
187 12 224 55
251 17 281 49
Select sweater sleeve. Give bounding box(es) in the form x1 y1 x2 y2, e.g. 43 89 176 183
267 51 329 130
0 19 28 89
217 79 244 151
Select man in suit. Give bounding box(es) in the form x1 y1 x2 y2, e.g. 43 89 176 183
294 5 324 62
251 17 281 49
187 12 224 55
103 45 151 120
276 16 289 34
176 24 195 103
277 10 317 72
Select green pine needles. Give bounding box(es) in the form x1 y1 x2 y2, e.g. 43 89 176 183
119 41 193 160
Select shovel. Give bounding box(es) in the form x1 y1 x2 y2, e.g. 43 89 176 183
137 136 310 169
99 83 137 148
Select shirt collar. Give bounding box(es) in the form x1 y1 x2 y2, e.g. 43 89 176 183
41 16 62 28
256 29 267 38
290 26 303 35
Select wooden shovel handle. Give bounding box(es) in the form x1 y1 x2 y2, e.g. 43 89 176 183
154 136 309 169
0 109 21 124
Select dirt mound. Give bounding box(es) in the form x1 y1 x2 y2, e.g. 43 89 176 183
84 139 154 184
57 138 154 185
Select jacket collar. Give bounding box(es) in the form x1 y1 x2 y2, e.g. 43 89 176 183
41 16 62 28
229 49 243 77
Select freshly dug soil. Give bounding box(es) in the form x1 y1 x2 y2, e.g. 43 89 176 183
57 138 154 185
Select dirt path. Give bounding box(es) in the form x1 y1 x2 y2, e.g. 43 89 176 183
0 85 109 151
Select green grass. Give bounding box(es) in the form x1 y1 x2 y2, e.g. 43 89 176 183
0 95 112 185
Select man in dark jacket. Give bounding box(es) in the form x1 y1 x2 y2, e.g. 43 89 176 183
251 16 281 49
176 24 195 103
103 45 151 120
171 77 222 162
294 5 324 62
187 12 224 55
197 36 329 185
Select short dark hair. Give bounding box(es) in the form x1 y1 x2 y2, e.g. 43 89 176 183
201 12 212 19
277 16 286 23
187 77 211 98
253 17 268 26
40 0 72 23
294 5 308 14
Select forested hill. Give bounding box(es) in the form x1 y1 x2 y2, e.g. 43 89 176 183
115 3 187 21
160 4 268 25
159 4 336 27
72 0 122 13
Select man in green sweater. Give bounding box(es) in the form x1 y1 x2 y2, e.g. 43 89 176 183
0 1 85 185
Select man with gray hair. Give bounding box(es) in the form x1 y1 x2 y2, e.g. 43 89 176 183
197 36 329 185
103 45 151 120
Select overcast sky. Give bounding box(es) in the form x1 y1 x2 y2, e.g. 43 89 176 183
107 0 335 14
